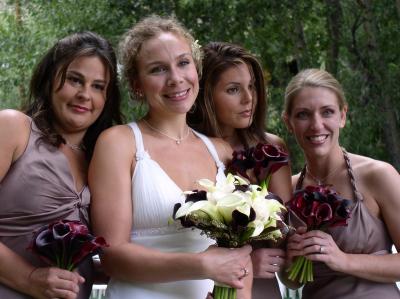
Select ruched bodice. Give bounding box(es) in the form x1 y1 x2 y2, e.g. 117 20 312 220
296 149 400 299
105 122 226 299
0 120 93 299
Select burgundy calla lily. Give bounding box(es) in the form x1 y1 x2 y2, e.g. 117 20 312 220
286 184 352 284
28 220 109 271
227 142 289 185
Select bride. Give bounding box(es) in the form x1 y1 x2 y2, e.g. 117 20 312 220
89 15 252 299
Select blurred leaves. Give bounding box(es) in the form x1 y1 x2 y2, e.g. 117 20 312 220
1 0 399 170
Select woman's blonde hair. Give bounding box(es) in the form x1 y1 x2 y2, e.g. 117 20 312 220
119 15 201 100
284 68 347 116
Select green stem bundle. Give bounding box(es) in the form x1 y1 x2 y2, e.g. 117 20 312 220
287 256 314 284
213 285 237 299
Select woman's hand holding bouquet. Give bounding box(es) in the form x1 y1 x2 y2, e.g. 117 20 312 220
173 174 288 299
286 185 352 284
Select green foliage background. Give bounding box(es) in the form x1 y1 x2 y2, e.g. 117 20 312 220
1 0 399 172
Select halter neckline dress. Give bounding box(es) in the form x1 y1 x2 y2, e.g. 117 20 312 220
294 149 400 299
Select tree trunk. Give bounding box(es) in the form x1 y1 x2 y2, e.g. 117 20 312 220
15 0 27 103
396 0 400 20
325 0 342 77
289 1 309 69
360 0 400 170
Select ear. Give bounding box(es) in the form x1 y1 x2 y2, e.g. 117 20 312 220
339 105 348 128
282 112 293 133
131 79 144 98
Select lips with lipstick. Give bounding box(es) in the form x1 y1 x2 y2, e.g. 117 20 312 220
69 104 90 113
239 109 252 118
164 89 190 101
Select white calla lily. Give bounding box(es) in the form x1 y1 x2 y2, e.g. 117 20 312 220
174 201 194 219
216 193 251 223
186 200 223 222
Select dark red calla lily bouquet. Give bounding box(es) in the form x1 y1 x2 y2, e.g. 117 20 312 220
227 143 289 189
28 220 108 271
286 185 352 284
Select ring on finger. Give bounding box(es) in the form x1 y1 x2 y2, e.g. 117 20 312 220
319 245 324 254
240 267 249 278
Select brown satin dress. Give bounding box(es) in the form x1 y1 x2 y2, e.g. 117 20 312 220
0 121 93 298
294 149 400 299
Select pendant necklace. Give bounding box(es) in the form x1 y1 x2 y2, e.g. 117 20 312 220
65 142 85 152
306 164 341 186
143 119 191 145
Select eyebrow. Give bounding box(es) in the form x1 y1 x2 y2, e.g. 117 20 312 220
145 52 192 68
293 105 336 111
67 70 107 84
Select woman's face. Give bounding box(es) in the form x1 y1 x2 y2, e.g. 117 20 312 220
212 62 256 136
51 55 109 135
284 87 347 158
134 32 198 117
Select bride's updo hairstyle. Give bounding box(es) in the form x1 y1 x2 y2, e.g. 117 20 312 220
119 15 202 102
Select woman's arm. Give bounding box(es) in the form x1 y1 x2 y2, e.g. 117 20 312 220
89 126 252 288
0 110 29 180
0 110 83 298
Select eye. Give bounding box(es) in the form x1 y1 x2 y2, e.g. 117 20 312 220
178 59 190 67
93 83 106 91
322 109 335 117
226 86 239 94
67 75 83 86
150 65 167 74
295 111 309 120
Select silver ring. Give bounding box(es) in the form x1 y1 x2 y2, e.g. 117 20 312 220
241 267 249 278
319 245 324 254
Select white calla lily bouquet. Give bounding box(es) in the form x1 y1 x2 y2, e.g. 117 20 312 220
173 174 289 299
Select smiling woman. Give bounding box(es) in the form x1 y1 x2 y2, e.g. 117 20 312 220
282 69 400 299
89 15 253 299
0 31 123 299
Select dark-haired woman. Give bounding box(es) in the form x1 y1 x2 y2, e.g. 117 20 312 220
0 31 123 299
188 41 292 299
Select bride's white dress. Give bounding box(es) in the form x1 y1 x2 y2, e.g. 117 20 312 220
105 122 226 299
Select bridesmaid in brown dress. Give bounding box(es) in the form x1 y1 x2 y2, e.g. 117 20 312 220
282 68 400 298
0 32 122 298
188 41 293 299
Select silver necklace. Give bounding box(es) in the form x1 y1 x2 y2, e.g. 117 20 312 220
143 119 191 145
306 164 341 186
66 142 85 152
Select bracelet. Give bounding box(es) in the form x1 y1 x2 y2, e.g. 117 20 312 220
28 267 39 280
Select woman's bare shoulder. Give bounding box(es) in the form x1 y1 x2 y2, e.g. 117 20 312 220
0 109 31 150
208 136 233 164
0 109 30 131
348 152 399 198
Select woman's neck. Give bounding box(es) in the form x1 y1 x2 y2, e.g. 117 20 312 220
221 129 243 151
54 124 86 147
304 145 344 183
144 112 189 137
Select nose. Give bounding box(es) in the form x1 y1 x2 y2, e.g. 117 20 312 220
241 88 253 105
310 114 324 130
167 66 183 86
77 84 91 101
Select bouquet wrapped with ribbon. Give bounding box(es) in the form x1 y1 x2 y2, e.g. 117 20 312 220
286 185 352 284
173 174 289 299
28 220 108 271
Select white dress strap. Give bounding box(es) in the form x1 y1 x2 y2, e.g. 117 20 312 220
192 130 226 183
127 122 146 161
